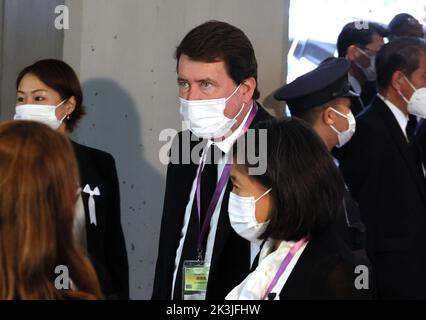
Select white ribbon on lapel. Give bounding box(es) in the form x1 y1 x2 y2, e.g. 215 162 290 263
83 184 101 226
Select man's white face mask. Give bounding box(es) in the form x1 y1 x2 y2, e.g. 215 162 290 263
329 107 356 148
398 75 426 119
179 85 245 139
356 48 377 82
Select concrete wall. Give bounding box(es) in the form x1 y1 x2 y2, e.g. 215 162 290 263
0 0 64 121
65 0 290 299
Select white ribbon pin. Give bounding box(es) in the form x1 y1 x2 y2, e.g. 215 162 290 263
83 184 101 226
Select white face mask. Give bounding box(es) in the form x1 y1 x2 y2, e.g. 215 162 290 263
179 85 245 139
329 108 356 148
356 48 377 82
14 100 67 130
228 188 272 243
398 75 426 119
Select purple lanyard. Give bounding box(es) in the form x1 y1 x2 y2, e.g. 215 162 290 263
262 238 307 300
195 103 258 259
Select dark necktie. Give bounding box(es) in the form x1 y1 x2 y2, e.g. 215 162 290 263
200 145 219 226
406 115 424 178
173 144 220 300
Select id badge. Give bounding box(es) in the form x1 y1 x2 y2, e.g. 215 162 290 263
183 260 210 300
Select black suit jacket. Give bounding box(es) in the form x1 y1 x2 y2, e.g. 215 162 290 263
72 141 129 299
334 97 426 299
417 119 426 166
274 229 372 300
333 187 368 266
360 81 377 107
349 95 365 117
152 104 272 300
349 81 377 116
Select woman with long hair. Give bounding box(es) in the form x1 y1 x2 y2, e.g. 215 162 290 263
0 120 102 300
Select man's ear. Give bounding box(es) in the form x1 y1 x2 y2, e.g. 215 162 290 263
241 77 257 103
322 106 336 125
390 71 406 92
346 45 360 62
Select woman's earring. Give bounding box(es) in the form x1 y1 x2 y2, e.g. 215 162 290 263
67 115 70 120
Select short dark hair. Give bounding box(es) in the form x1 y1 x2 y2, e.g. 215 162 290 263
290 105 324 125
234 118 344 241
175 20 260 100
16 59 85 132
376 37 426 90
290 99 342 125
337 21 388 57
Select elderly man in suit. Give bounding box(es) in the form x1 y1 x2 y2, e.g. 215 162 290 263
335 37 426 299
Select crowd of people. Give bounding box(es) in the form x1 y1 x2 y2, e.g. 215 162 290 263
1 12 425 300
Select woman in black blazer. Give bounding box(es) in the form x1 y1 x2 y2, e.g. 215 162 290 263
15 59 129 299
226 118 372 300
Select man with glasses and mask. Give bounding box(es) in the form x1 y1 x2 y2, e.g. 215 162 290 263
335 37 426 299
152 20 271 300
337 21 387 115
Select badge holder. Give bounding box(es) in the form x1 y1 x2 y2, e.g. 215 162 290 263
182 260 210 300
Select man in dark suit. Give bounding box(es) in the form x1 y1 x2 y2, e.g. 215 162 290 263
388 14 426 176
418 119 426 166
336 21 387 115
274 57 368 263
152 21 272 300
335 37 426 299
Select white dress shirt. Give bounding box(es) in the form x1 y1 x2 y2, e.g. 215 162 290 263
377 94 425 176
377 94 409 140
73 192 87 253
171 103 258 299
226 238 308 300
348 75 362 95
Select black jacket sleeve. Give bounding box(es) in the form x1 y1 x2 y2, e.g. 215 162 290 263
106 154 129 299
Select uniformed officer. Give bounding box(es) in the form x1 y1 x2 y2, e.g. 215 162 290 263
274 57 368 264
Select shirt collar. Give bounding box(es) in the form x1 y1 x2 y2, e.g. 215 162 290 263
333 156 340 167
225 238 306 300
377 93 409 139
213 101 254 154
348 74 362 95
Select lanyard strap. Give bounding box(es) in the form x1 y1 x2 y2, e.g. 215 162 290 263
262 238 307 300
195 103 258 257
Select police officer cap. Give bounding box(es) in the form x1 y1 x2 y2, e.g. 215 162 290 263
274 57 358 114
